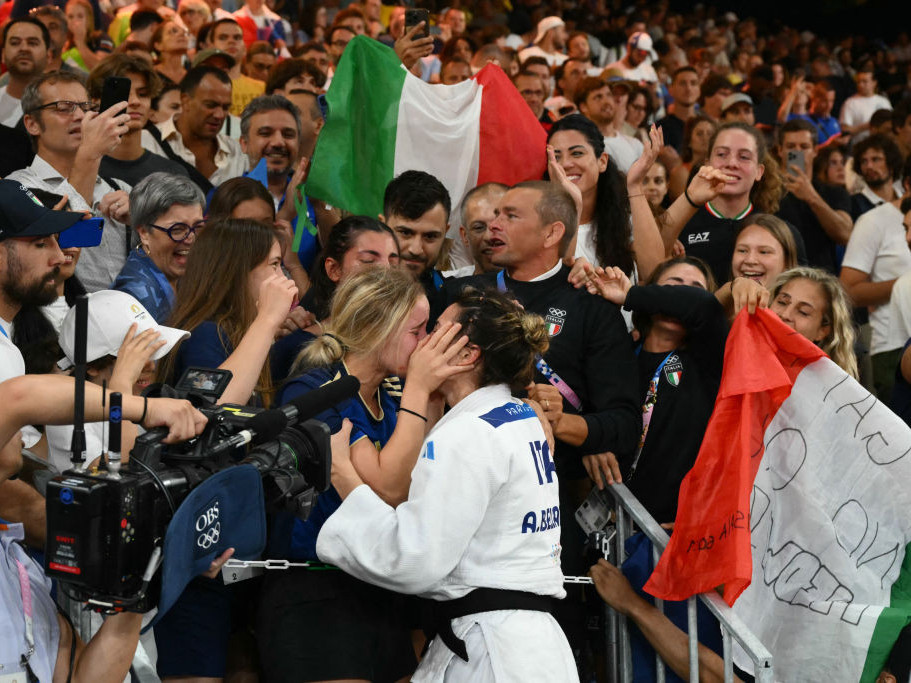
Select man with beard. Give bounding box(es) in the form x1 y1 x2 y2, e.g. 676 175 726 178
605 32 658 84
0 179 96 456
156 65 246 190
9 71 132 292
850 134 905 219
382 170 450 300
519 16 568 68
0 18 49 127
239 94 300 206
575 76 642 173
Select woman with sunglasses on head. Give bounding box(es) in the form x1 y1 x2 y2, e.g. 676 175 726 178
112 172 206 323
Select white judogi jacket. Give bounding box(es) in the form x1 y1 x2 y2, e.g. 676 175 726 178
317 384 578 682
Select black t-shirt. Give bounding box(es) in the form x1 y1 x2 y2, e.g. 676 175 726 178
99 150 189 188
777 180 851 274
441 266 641 478
656 113 687 153
679 205 808 284
0 120 34 177
622 284 728 523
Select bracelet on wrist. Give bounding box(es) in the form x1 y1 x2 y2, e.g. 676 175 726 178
628 193 644 199
397 406 427 422
138 395 148 426
684 188 701 209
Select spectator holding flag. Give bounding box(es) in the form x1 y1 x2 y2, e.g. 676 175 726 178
576 256 727 523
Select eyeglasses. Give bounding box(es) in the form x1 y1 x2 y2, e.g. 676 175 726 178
29 100 98 115
148 220 206 242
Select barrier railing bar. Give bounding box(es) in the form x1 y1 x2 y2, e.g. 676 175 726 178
722 626 733 683
687 596 699 682
653 542 666 683
601 483 774 679
615 505 632 683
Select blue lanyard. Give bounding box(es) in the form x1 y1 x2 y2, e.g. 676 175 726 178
431 269 444 291
0 322 8 339
496 270 583 411
629 347 675 477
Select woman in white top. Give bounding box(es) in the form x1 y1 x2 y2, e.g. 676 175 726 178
318 287 578 682
547 113 666 284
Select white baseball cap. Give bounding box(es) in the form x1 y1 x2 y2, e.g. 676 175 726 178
534 16 565 44
58 290 189 369
627 31 654 52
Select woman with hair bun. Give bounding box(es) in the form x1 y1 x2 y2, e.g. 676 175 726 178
317 287 577 682
258 267 471 683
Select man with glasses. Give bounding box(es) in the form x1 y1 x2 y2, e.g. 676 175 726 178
8 70 132 291
0 18 49 127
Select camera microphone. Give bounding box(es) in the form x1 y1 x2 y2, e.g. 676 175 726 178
108 392 123 476
209 375 361 454
281 374 361 423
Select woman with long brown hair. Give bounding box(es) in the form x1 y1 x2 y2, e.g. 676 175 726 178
155 218 297 407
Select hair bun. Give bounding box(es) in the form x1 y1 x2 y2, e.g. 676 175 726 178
520 312 549 356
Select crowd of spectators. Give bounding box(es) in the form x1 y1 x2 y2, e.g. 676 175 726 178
2 0 911 680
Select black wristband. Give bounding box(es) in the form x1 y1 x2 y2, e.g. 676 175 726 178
684 188 701 209
397 406 427 422
138 395 148 426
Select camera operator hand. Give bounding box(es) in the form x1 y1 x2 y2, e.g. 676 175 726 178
137 394 208 443
0 375 206 458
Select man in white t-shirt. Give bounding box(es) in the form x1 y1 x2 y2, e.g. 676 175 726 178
840 68 892 141
518 16 568 68
574 76 643 173
0 18 50 127
605 32 658 84
840 166 911 400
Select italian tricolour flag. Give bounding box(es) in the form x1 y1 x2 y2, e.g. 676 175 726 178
305 36 547 218
645 309 911 681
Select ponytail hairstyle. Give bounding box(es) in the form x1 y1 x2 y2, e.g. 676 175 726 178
306 215 399 320
291 266 424 373
770 267 857 379
547 114 635 276
707 121 785 213
452 287 549 392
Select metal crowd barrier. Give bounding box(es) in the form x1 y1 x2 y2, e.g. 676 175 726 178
600 483 774 683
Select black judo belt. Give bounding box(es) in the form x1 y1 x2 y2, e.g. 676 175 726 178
421 588 556 662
